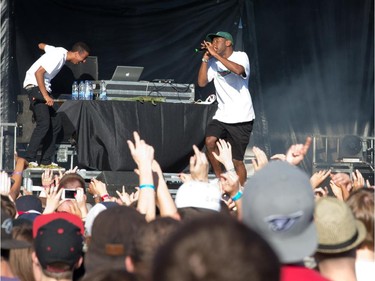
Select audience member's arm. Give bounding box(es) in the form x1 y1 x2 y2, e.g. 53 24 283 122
284 137 312 166
331 172 352 194
9 155 28 201
43 186 64 214
220 171 242 220
313 187 329 200
87 180 101 204
75 188 88 219
178 172 193 183
190 145 209 182
90 178 111 202
152 160 179 219
41 169 55 189
127 131 156 221
63 166 79 175
251 146 269 172
330 180 345 201
212 139 235 172
0 171 12 199
310 169 331 189
351 169 365 191
270 153 286 161
116 186 139 206
330 173 351 201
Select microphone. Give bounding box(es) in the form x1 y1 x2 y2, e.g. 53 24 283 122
194 47 207 52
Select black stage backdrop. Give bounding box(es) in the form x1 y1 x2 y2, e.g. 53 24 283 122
1 0 374 173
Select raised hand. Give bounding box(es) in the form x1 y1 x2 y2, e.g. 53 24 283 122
90 178 109 198
116 186 132 206
313 187 329 199
43 186 64 214
190 145 209 182
212 139 234 171
352 169 365 191
330 180 344 201
127 131 155 221
285 136 312 165
310 169 331 189
178 173 192 183
330 172 352 192
41 169 55 188
127 131 154 170
251 146 269 172
0 171 11 195
63 166 79 175
219 171 240 197
75 188 87 214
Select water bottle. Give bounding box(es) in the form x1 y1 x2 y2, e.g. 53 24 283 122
78 81 85 100
71 81 78 100
99 80 107 100
84 80 90 100
88 81 94 100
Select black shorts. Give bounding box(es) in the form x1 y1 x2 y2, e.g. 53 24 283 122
206 119 254 161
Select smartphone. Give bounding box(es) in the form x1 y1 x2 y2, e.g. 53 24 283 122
61 189 76 200
221 193 231 202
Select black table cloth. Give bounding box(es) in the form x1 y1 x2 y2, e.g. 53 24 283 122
58 100 216 172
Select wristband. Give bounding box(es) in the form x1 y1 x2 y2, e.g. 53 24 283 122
101 194 110 201
231 190 243 202
226 168 236 173
202 58 208 63
139 184 155 190
12 171 23 176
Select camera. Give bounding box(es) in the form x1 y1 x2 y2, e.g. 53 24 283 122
61 189 76 200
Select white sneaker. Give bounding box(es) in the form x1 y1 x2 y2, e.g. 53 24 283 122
40 162 64 170
28 161 39 168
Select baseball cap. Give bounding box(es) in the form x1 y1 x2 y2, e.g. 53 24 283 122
15 195 43 215
1 208 31 249
242 161 317 264
175 181 222 212
315 197 366 254
33 213 84 271
84 205 147 272
84 201 118 236
206 31 234 45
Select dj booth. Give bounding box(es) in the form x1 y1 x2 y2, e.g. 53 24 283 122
58 100 217 172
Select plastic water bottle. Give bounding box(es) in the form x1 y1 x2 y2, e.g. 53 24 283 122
71 81 78 100
78 81 85 100
88 81 94 100
99 80 107 100
84 80 90 100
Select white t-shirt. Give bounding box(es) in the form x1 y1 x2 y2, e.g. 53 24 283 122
23 45 68 92
207 51 255 124
356 260 375 281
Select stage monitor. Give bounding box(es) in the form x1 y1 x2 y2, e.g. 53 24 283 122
65 56 98 80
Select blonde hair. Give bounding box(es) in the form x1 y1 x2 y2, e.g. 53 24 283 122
9 224 35 281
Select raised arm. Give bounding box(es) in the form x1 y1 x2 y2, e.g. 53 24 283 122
127 131 156 221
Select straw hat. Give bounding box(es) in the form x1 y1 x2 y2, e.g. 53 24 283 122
315 197 366 254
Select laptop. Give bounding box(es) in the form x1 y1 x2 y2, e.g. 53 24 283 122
111 66 144 81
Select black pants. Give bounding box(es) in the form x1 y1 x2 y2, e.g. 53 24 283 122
25 87 62 165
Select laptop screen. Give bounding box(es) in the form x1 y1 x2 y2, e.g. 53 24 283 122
111 66 144 81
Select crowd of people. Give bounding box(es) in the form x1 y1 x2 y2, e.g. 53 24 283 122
1 31 373 281
1 130 374 281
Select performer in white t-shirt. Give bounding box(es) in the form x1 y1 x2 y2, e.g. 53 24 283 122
23 42 90 167
198 31 255 186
